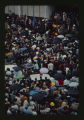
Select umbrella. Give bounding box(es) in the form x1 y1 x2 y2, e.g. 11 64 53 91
71 77 79 82
46 48 52 52
62 40 69 44
32 45 36 49
52 24 57 28
25 64 33 69
32 91 47 103
50 102 55 107
71 36 78 41
33 56 38 60
5 52 13 57
40 68 49 74
57 35 64 39
51 86 56 91
69 82 79 87
20 47 27 51
54 72 64 80
36 36 42 41
63 37 69 40
15 74 24 79
46 38 52 44
50 56 54 59
58 86 65 90
13 66 21 71
65 34 73 38
53 37 60 44
10 84 22 91
29 89 41 95
68 90 79 95
64 80 70 85
51 82 55 86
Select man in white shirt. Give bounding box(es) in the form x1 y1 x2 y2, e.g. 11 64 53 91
65 67 69 75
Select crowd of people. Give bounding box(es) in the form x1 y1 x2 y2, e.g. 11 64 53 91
5 8 79 115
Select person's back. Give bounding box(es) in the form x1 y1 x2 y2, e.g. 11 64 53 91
7 108 12 115
23 99 29 108
70 102 79 111
48 63 54 71
6 69 11 76
33 63 39 70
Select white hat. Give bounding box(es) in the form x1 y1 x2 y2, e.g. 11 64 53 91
22 36 26 38
64 89 68 92
12 47 15 50
26 87 29 89
25 28 28 30
36 47 40 50
15 37 17 40
32 45 36 49
42 19 45 21
29 59 32 63
36 52 39 55
67 95 70 98
73 24 76 26
29 96 32 100
5 98 8 102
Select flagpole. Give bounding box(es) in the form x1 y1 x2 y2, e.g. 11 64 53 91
21 6 23 16
14 6 15 14
18 6 21 17
8 6 9 13
33 5 34 17
27 6 28 16
39 6 40 17
45 6 47 18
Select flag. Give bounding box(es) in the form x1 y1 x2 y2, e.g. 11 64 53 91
25 15 28 26
32 17 36 28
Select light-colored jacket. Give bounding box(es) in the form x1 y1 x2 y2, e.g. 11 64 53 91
33 63 39 70
48 63 54 71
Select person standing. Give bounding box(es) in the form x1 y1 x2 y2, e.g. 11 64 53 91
48 62 54 71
